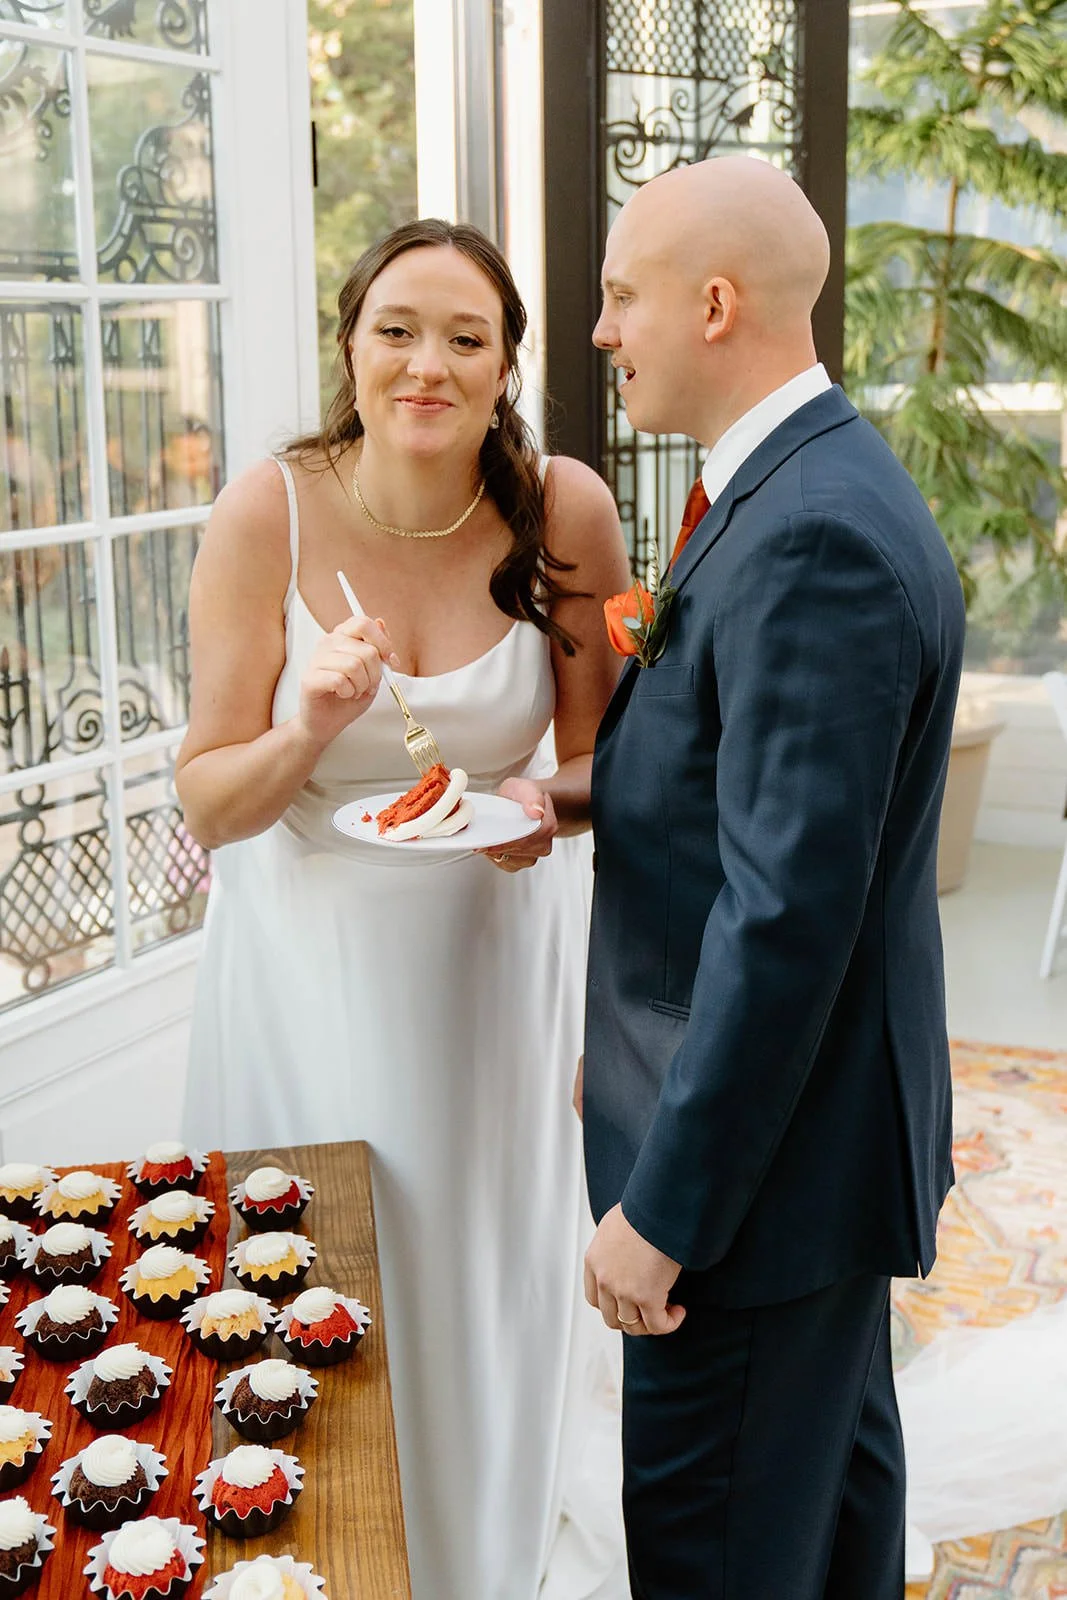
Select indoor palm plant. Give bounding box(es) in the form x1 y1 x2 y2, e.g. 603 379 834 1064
845 0 1067 887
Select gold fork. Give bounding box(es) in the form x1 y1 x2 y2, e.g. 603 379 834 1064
336 570 444 775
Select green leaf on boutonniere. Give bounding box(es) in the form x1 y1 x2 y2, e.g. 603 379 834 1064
639 581 676 666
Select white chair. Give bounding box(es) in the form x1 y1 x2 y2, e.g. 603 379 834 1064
1039 670 1067 978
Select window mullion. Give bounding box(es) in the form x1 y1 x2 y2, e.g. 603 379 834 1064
67 14 132 972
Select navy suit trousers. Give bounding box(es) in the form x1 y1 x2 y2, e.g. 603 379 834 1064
621 1275 904 1600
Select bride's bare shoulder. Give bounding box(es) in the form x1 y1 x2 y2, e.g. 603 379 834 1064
193 456 294 598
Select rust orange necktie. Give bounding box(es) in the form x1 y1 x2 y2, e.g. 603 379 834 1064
670 475 711 567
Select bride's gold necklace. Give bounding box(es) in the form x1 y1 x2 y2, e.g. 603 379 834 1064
351 464 485 540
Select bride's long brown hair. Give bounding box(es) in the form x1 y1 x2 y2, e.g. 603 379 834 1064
286 219 581 654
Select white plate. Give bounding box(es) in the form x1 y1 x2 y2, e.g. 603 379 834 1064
332 790 542 854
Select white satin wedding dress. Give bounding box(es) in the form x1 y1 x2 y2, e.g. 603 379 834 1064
183 457 626 1600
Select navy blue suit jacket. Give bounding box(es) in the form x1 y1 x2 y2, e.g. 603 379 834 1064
583 387 966 1308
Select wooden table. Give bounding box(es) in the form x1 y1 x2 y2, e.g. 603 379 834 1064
212 1141 411 1599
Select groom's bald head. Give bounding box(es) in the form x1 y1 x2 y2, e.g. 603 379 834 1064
593 156 830 445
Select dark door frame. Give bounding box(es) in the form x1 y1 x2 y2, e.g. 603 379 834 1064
542 0 851 469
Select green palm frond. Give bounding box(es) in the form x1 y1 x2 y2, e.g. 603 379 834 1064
850 109 1067 214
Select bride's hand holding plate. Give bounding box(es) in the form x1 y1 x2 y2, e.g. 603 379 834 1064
481 779 556 872
298 614 399 749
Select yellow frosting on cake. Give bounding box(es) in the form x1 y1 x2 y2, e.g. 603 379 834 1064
242 1247 300 1282
0 1429 36 1467
281 1578 305 1600
135 1264 198 1301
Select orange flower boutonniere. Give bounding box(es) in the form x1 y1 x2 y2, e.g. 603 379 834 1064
603 546 675 667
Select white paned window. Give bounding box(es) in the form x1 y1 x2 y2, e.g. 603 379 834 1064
0 0 316 1020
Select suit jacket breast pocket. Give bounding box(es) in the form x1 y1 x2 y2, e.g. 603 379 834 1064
633 663 695 698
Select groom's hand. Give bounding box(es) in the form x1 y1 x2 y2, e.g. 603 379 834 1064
584 1204 686 1337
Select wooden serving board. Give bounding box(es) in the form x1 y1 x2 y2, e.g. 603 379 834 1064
212 1141 410 1600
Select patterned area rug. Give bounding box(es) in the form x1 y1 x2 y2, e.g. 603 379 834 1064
896 1040 1067 1599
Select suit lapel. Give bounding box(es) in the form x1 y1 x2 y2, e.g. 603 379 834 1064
596 387 859 748
670 386 859 597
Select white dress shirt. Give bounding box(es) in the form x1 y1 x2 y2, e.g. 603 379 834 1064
700 363 832 508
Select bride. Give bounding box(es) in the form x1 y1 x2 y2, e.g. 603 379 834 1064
176 218 630 1598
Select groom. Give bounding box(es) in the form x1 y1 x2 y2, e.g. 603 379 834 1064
581 156 965 1598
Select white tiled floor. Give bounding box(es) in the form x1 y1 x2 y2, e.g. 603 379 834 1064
940 841 1067 1051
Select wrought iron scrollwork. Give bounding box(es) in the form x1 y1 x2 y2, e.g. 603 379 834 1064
601 0 803 569
0 517 205 1002
97 70 216 283
84 0 208 53
0 40 72 165
0 1 67 24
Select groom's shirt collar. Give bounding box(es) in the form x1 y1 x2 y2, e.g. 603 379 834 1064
700 362 831 508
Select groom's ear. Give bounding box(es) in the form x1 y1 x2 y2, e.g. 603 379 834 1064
702 276 737 344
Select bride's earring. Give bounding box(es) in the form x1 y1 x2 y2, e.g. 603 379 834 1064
489 406 500 430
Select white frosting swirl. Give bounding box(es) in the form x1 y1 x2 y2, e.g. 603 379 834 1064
244 1167 292 1203
230 1569 287 1600
0 1407 34 1444
39 1221 92 1255
246 1360 301 1403
56 1170 104 1201
106 1517 175 1577
93 1343 149 1383
145 1141 186 1164
137 1245 190 1281
202 1289 258 1317
42 1284 97 1324
0 1163 41 1189
79 1434 139 1489
0 1495 37 1553
243 1234 292 1268
219 1444 277 1489
290 1286 339 1325
147 1190 199 1222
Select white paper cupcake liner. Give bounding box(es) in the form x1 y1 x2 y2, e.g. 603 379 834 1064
4 1221 33 1266
15 1292 119 1346
0 1170 57 1220
0 1408 52 1493
0 1345 25 1384
203 1553 327 1598
0 1506 56 1588
0 1410 51 1453
228 1233 316 1284
84 1518 205 1596
51 1440 167 1525
0 1283 8 1308
275 1292 372 1342
65 1351 172 1413
193 1449 304 1538
215 1364 318 1413
126 1149 209 1184
120 1253 211 1298
215 1363 318 1440
35 1174 121 1220
128 1195 214 1242
22 1226 111 1276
